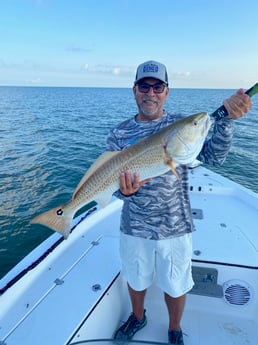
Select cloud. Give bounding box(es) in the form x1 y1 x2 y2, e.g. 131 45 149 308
172 71 191 79
83 63 116 74
0 59 7 68
82 64 132 77
82 64 114 73
112 67 121 75
0 58 41 70
28 77 43 85
66 43 92 53
83 64 90 71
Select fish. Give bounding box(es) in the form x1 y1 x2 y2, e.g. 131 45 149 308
30 112 211 238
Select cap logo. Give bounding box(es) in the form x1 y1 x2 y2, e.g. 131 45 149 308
143 63 158 73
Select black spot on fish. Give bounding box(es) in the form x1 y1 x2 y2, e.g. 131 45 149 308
56 208 63 216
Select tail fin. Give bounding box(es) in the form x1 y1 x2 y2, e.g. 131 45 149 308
30 205 75 239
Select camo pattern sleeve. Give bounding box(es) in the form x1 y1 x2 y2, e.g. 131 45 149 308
197 117 234 165
106 112 234 240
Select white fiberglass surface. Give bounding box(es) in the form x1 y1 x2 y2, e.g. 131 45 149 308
118 283 257 345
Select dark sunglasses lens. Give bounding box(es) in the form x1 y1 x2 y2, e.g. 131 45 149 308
138 84 150 93
138 83 165 94
153 85 165 93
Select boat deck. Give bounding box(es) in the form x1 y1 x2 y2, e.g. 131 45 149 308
1 166 258 345
139 283 257 345
70 272 258 345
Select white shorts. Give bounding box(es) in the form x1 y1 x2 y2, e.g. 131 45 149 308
119 233 194 298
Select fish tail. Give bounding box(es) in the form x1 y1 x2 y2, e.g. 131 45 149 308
30 205 75 239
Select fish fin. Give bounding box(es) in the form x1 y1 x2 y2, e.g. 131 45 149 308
162 141 179 179
167 160 179 179
72 151 120 199
30 205 75 239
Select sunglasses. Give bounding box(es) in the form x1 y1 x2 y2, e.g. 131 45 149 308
137 82 167 94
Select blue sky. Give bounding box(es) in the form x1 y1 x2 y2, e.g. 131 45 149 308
1 0 257 88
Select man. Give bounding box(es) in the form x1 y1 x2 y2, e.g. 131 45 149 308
106 61 251 345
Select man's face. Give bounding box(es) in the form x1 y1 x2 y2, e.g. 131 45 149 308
133 77 169 121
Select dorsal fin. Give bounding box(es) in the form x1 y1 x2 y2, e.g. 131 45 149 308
72 151 120 199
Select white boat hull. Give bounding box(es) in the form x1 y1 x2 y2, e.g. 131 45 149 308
0 166 258 345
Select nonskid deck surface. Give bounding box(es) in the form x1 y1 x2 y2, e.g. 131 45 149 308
127 284 257 345
70 270 257 345
1 167 258 345
189 168 258 267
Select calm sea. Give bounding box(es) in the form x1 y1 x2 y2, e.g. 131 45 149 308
1 86 258 278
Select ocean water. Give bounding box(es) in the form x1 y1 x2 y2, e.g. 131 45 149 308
1 86 258 278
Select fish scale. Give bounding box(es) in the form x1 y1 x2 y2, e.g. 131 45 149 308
30 112 210 239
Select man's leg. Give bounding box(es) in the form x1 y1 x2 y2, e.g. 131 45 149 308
164 293 186 331
113 283 147 340
128 283 147 320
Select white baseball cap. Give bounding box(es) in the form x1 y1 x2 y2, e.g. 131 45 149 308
134 60 168 85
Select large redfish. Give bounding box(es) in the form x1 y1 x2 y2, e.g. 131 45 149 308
31 112 210 238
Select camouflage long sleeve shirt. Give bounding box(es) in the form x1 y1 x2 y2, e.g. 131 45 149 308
106 112 234 240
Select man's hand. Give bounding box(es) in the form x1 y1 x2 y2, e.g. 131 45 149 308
119 169 152 196
223 88 251 119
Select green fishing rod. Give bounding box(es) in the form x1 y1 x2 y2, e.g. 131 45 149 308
211 83 258 120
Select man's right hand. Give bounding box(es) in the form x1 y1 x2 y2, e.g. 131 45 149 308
119 169 152 196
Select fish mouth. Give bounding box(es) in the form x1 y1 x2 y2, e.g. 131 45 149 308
202 116 211 135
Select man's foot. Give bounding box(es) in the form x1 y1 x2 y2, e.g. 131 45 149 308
114 310 147 341
168 330 184 345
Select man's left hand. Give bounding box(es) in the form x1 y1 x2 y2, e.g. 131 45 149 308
223 88 252 119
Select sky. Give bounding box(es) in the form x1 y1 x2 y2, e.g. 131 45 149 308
0 0 258 88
